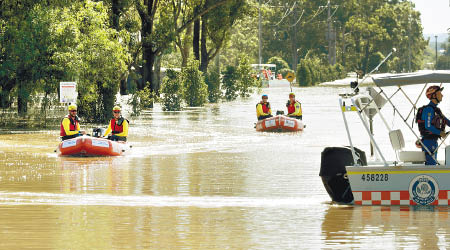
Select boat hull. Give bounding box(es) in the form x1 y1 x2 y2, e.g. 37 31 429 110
255 115 304 132
58 136 127 157
347 165 450 206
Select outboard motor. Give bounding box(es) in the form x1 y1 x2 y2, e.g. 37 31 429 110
320 146 367 204
92 128 106 138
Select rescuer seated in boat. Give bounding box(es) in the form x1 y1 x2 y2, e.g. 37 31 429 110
286 92 302 120
103 106 129 142
256 94 273 120
416 86 450 165
60 104 86 141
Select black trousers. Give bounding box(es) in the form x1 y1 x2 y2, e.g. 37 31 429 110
258 115 273 120
108 135 127 142
61 134 81 141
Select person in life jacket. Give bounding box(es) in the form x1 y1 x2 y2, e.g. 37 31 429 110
286 92 302 120
103 106 129 142
416 85 450 165
60 104 86 141
256 94 273 120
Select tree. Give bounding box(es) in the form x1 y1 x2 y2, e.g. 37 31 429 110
52 0 128 122
133 0 232 94
160 69 183 111
181 59 208 107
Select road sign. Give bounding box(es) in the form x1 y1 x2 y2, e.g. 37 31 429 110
60 82 77 103
286 72 295 83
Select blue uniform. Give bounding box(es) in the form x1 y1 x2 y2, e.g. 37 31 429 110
421 101 450 165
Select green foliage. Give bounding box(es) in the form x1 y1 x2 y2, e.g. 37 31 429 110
222 65 239 101
181 60 208 107
160 69 183 111
279 68 295 78
205 66 222 103
236 54 258 98
128 86 155 116
296 57 347 86
437 36 450 70
267 56 290 73
52 0 128 122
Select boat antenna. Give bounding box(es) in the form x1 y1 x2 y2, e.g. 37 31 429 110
353 48 397 91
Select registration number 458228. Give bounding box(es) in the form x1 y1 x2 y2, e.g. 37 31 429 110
361 174 389 182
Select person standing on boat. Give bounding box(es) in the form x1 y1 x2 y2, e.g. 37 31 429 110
286 93 302 120
417 86 450 165
256 94 273 120
60 104 85 141
103 106 129 142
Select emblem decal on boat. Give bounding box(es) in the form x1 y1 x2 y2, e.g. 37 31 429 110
409 175 439 205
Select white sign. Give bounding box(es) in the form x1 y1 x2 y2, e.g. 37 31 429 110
92 139 110 148
60 82 77 103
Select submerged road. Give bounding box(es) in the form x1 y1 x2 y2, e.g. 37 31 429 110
0 85 449 249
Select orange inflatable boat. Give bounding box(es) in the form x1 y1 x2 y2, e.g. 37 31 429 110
58 136 128 156
255 115 304 132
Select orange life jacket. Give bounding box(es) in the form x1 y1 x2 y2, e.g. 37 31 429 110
60 115 79 136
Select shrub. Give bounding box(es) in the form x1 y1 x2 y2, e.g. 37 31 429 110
205 66 222 103
222 65 238 101
160 69 183 111
181 60 208 107
128 86 156 116
296 57 347 86
279 68 295 79
237 54 257 98
267 56 290 74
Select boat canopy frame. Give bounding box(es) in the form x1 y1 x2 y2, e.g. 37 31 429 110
341 71 450 166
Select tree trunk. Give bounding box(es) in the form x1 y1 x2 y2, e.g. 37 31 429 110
142 41 156 92
181 23 193 67
154 55 161 94
200 17 209 73
362 41 370 75
17 83 28 116
111 0 120 30
193 7 200 61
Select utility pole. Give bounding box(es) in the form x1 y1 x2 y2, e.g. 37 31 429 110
407 13 411 72
435 35 438 70
326 0 336 65
258 0 262 70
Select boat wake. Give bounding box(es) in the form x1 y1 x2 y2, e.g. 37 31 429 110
0 191 320 208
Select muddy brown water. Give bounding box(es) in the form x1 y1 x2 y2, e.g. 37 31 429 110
0 86 449 249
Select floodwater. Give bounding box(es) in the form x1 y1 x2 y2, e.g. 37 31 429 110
1 85 450 249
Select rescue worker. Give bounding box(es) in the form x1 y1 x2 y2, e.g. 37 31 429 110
103 106 129 142
60 104 85 140
256 94 272 120
416 86 450 165
286 92 302 119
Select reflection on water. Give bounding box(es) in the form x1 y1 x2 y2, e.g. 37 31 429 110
0 86 450 248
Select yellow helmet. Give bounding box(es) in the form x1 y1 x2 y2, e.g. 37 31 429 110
68 104 77 111
289 92 295 97
113 106 121 111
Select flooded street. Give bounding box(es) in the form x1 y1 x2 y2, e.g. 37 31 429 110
1 85 450 249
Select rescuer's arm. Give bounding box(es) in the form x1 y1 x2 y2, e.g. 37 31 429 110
423 107 441 135
62 118 80 136
256 104 267 116
103 121 112 137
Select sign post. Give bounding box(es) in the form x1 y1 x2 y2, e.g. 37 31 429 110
285 72 295 92
60 82 77 104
